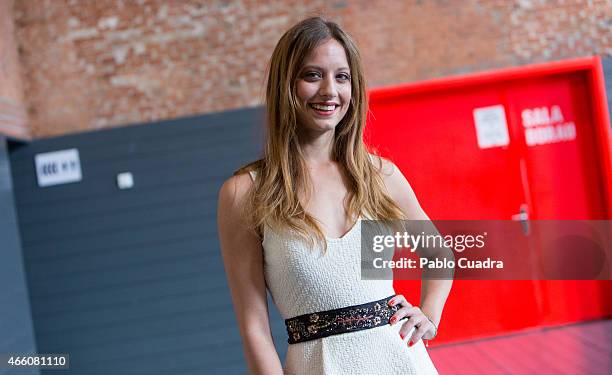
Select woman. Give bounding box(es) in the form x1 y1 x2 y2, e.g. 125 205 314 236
217 16 452 374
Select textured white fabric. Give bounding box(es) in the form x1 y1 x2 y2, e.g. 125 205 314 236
248 170 439 375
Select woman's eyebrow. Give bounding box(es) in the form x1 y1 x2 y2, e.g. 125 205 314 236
301 65 350 72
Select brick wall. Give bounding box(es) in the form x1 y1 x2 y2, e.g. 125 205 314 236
9 0 612 138
0 0 29 139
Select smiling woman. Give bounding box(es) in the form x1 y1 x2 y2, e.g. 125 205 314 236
217 16 450 375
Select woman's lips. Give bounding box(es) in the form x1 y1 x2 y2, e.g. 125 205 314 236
309 103 338 117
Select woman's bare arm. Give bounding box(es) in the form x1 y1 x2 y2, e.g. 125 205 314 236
376 156 453 341
217 173 284 375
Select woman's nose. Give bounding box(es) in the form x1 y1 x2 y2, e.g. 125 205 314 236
318 75 336 97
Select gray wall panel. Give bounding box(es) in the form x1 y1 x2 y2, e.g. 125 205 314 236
603 57 612 127
9 107 287 374
0 136 39 375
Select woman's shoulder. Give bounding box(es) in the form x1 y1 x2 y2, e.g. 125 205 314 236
218 159 261 207
368 153 397 178
218 174 251 212
368 153 416 202
368 154 428 219
233 159 263 178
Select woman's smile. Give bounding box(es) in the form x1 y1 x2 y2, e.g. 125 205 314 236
309 102 339 116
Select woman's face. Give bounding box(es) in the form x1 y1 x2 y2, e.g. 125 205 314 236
295 38 352 133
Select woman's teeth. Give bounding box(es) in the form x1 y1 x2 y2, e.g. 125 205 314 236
310 104 336 111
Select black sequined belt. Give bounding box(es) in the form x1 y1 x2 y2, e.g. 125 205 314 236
285 295 399 344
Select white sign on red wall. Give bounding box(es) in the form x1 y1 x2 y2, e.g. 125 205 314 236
522 105 576 146
473 105 510 149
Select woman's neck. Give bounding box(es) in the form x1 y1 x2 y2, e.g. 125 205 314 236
298 130 335 167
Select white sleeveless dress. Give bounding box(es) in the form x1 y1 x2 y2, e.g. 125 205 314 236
248 170 439 375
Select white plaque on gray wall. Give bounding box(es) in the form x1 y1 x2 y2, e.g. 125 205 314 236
35 148 82 187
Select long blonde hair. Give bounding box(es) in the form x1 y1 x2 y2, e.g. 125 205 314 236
235 16 405 250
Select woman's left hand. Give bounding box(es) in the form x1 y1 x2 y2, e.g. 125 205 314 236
388 294 437 346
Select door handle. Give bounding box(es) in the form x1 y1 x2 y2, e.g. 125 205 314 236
511 204 530 235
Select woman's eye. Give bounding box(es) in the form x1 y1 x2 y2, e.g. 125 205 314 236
302 71 350 81
304 71 321 79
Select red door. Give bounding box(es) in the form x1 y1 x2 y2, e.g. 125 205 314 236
366 57 612 343
506 72 611 327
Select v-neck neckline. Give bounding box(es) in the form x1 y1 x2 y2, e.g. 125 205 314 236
323 216 362 242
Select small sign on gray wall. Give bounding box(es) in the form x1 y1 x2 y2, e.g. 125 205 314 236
34 148 82 187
